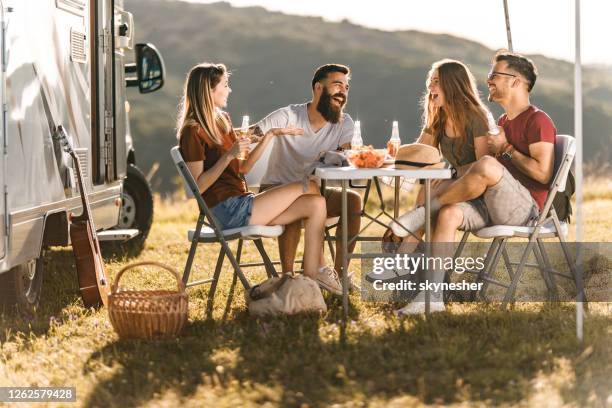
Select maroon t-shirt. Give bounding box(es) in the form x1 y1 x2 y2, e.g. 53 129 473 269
497 105 556 211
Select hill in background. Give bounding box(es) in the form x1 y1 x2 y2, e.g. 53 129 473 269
125 0 612 193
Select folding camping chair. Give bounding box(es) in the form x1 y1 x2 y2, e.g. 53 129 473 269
454 134 580 308
170 146 283 310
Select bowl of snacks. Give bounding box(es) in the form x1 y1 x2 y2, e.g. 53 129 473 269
346 146 387 168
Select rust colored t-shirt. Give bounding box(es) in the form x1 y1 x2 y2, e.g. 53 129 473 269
178 116 248 209
497 105 556 211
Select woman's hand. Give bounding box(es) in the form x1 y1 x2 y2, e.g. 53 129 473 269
239 126 302 174
228 137 251 159
266 126 304 138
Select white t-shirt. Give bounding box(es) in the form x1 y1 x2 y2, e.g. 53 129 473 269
256 103 354 185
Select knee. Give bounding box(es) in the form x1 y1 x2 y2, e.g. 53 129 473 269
308 195 327 216
473 156 503 184
437 205 463 229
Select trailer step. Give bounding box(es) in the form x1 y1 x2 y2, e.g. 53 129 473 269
97 229 139 242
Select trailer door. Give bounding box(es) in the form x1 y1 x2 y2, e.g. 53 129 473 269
0 5 6 261
90 0 116 185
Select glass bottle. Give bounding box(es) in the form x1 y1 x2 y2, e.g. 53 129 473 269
351 120 363 149
387 120 401 158
237 115 250 160
486 110 500 135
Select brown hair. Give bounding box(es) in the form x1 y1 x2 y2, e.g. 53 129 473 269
493 50 538 92
311 64 351 89
176 63 231 145
422 59 489 150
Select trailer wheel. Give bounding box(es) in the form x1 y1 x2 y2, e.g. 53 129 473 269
102 164 153 256
0 257 44 314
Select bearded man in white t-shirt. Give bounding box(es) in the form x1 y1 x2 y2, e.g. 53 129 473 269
252 64 362 281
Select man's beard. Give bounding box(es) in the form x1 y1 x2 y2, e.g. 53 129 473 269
317 87 346 123
488 87 502 102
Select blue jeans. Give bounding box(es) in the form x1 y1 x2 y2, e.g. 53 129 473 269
210 194 255 230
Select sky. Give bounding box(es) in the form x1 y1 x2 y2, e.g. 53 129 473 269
184 0 611 66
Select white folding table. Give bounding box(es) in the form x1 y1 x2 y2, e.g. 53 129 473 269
314 166 452 318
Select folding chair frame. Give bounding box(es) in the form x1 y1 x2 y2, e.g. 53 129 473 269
170 147 280 310
451 135 582 308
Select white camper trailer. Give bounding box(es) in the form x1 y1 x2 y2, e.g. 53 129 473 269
0 0 165 312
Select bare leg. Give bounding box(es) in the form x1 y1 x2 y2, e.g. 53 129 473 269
277 221 301 273
262 195 327 278
392 157 504 236
431 205 464 291
250 181 322 275
400 179 455 250
325 188 362 277
395 204 464 315
249 181 320 225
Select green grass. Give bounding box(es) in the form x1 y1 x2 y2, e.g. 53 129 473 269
0 183 611 407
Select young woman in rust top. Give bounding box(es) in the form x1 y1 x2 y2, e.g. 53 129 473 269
177 63 342 295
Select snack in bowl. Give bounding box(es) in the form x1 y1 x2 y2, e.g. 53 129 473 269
346 146 387 168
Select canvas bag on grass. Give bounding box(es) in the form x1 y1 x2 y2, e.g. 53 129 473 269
246 274 327 316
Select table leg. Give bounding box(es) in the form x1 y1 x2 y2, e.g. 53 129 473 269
425 179 431 315
342 180 349 319
394 176 400 219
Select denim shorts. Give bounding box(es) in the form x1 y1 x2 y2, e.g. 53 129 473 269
210 194 255 230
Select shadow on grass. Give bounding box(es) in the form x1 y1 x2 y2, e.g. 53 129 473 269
0 248 84 339
1 245 144 340
81 304 608 407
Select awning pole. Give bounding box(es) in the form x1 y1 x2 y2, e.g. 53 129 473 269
574 0 584 342
503 0 513 51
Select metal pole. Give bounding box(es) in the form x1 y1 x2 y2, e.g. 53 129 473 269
424 180 431 315
574 0 584 342
394 177 400 219
342 180 349 319
503 0 513 51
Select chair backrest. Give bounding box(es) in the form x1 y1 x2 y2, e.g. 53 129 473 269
244 139 274 188
170 146 209 214
539 134 575 220
552 134 576 193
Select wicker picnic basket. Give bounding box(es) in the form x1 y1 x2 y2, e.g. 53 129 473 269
108 261 188 340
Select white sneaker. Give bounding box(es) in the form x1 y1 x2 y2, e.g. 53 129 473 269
394 291 445 315
365 266 400 283
365 264 414 283
315 266 343 296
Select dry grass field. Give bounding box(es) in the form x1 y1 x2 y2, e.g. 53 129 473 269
0 179 611 407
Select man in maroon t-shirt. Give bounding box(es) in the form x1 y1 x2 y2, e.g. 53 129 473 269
390 51 556 314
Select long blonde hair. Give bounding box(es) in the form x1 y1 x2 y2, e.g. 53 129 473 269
176 63 231 145
421 59 488 150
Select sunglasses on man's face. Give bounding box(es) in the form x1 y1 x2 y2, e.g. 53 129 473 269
487 71 517 81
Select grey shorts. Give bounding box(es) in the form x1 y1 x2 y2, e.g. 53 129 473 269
457 167 539 231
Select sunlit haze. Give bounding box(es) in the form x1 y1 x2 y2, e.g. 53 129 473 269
182 0 611 66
